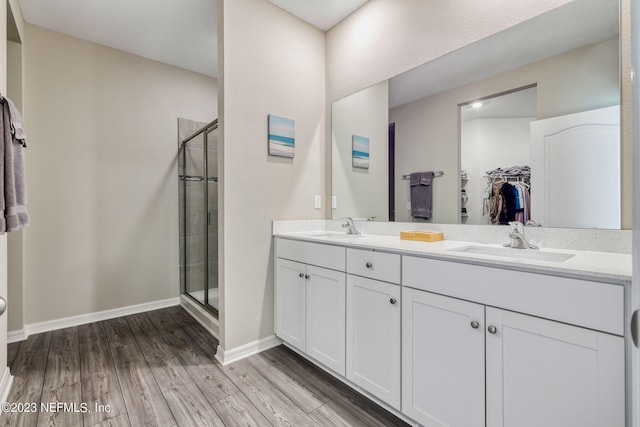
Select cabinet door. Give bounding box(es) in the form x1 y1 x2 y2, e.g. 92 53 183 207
346 275 401 409
306 265 346 375
486 307 625 427
275 258 306 351
402 288 485 427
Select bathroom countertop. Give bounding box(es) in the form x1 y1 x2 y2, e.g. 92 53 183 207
274 231 632 285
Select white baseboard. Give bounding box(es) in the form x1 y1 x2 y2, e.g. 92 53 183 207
178 298 279 365
0 367 13 403
7 297 180 343
7 329 26 344
180 295 219 339
216 334 282 366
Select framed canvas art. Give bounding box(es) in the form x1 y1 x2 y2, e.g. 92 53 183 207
268 114 295 158
352 134 370 169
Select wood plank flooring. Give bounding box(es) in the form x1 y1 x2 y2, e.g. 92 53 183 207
1 306 409 427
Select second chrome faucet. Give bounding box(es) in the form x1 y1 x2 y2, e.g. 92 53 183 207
341 217 361 235
504 221 538 249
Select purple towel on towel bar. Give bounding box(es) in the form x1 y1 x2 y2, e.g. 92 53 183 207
0 98 29 233
410 171 434 219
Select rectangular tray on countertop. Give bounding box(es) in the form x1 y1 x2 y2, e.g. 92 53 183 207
400 231 444 242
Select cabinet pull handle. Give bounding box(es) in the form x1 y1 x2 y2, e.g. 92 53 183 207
389 297 397 305
365 262 373 268
305 274 310 280
488 325 497 334
632 310 639 348
470 320 479 329
299 272 304 278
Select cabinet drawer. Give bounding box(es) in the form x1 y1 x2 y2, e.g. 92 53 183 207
276 238 345 271
347 248 401 284
403 256 624 335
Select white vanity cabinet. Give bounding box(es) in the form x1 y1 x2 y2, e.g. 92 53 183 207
346 248 402 410
485 307 625 427
273 233 629 426
274 239 347 375
402 288 486 426
274 258 307 350
402 255 625 427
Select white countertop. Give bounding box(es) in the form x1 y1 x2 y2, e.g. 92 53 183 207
274 231 632 284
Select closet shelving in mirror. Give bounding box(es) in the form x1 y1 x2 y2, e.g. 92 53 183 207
461 170 469 221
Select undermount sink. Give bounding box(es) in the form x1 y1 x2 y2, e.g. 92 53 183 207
304 231 364 239
448 245 574 263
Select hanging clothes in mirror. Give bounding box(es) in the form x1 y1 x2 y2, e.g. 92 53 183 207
487 166 530 225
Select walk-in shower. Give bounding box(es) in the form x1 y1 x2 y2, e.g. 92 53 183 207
178 118 218 316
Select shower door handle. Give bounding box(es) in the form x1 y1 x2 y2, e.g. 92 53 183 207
632 310 639 348
0 297 6 316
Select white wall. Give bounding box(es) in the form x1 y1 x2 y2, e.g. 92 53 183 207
219 0 325 352
620 0 632 230
332 80 388 220
389 39 619 224
22 24 217 326
461 118 534 225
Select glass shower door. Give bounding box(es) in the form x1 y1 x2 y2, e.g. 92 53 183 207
205 127 218 312
179 118 218 316
182 131 206 305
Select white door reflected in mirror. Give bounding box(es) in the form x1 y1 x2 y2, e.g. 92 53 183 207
530 105 620 229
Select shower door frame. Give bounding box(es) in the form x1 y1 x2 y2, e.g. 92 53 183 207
181 119 218 317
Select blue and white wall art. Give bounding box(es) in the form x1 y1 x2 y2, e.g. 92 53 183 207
268 114 295 158
352 134 370 169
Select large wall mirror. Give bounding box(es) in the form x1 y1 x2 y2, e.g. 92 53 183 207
331 0 622 229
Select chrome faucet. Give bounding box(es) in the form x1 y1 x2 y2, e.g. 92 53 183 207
342 217 361 235
504 221 538 249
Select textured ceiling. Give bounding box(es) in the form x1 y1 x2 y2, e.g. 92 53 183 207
17 0 369 79
266 0 369 31
19 0 218 77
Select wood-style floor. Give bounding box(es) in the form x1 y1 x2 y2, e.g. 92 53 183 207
1 306 408 426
